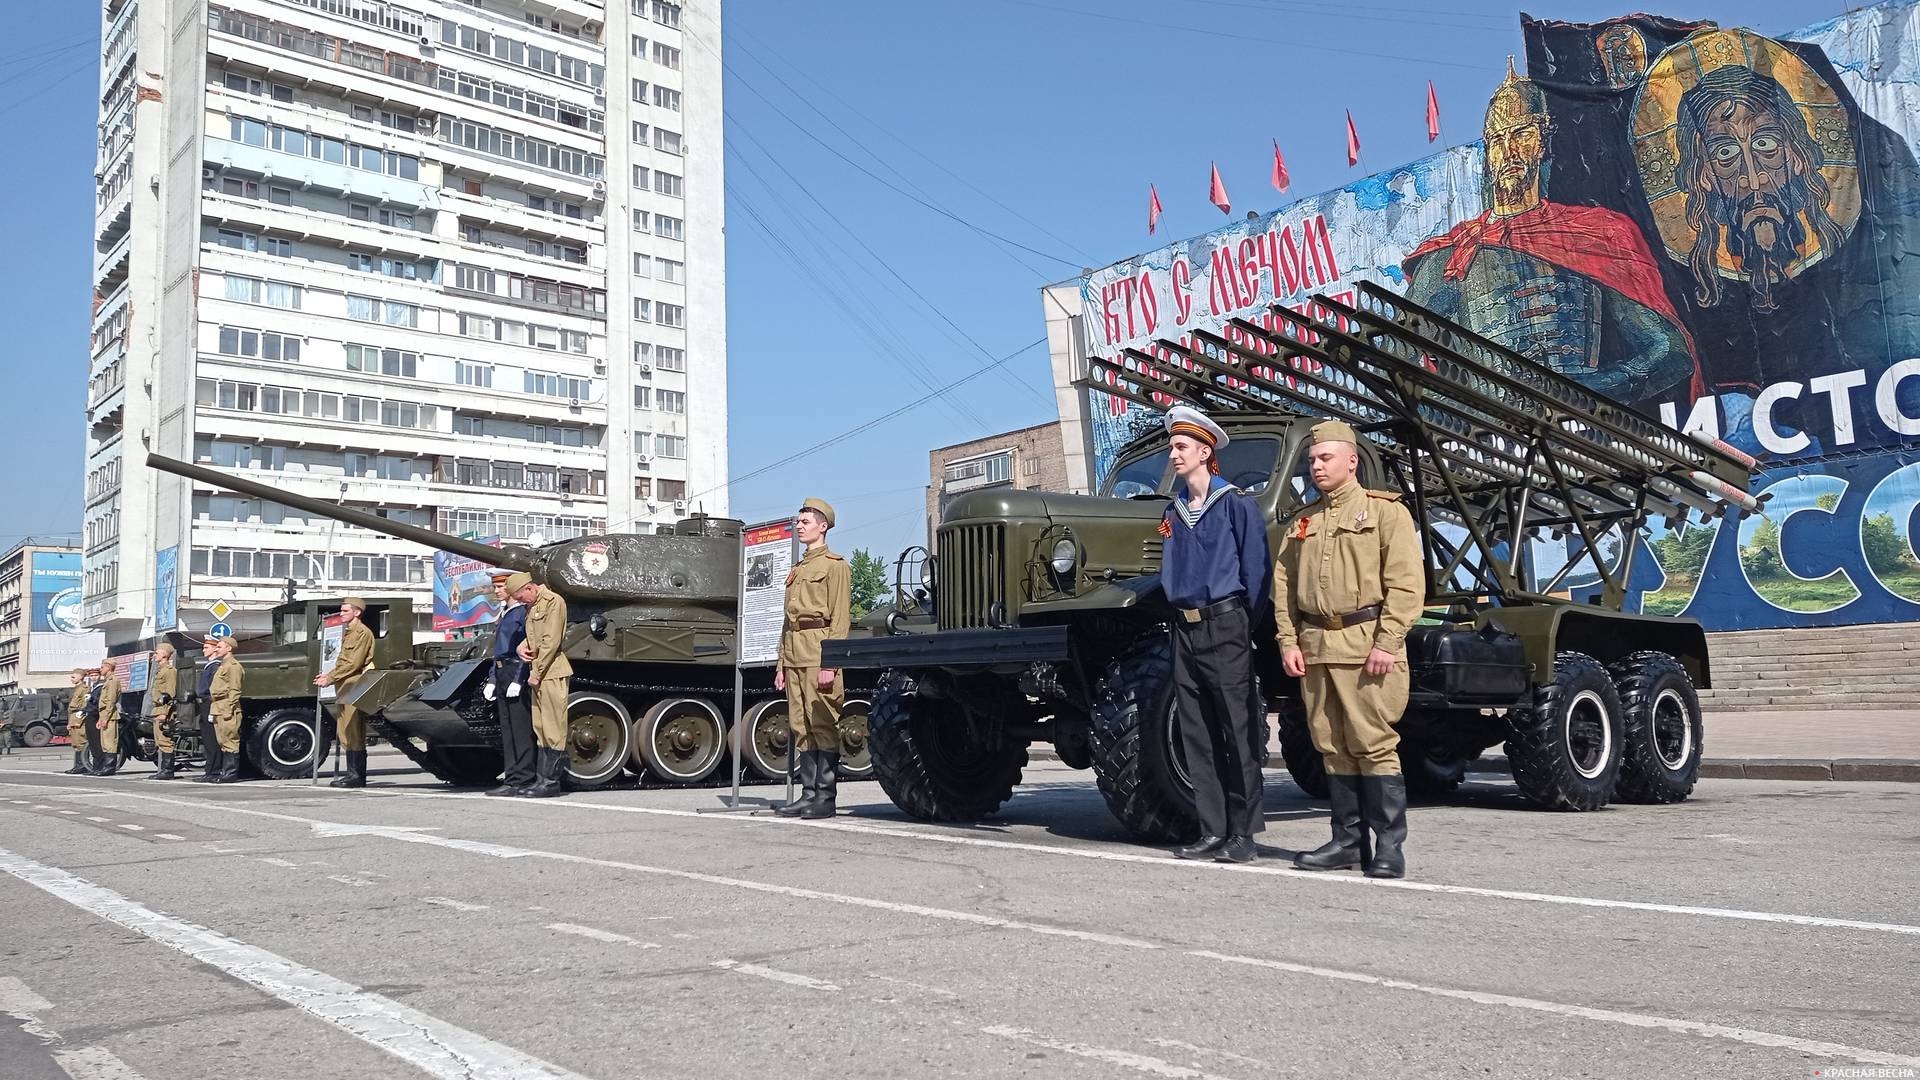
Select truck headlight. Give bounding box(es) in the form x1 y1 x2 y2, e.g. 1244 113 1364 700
1049 537 1078 576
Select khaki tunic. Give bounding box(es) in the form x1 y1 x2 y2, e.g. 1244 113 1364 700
67 684 88 748
148 664 179 753
523 589 571 752
1273 480 1425 775
209 659 245 753
328 620 376 750
97 674 123 755
780 547 851 753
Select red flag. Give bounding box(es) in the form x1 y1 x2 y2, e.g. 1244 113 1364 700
1271 140 1290 194
1208 161 1231 215
1426 81 1441 143
1346 111 1361 166
1148 183 1163 234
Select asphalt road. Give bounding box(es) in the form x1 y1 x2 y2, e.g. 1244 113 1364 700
0 745 1915 1080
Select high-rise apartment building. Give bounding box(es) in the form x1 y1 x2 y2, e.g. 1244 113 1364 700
85 0 726 645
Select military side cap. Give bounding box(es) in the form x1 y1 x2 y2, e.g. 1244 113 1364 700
504 571 534 593
341 596 368 612
798 497 836 528
491 572 512 584
1310 419 1360 446
1165 404 1229 449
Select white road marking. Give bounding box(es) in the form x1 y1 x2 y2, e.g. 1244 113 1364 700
1144 1038 1271 1069
712 959 839 992
1191 950 1920 1069
979 1026 1239 1079
57 809 79 815
0 975 54 1015
154 834 185 842
117 824 143 832
546 923 657 949
256 857 300 868
32 804 52 810
85 816 109 823
53 1046 148 1080
0 846 596 1080
421 896 489 912
327 875 376 888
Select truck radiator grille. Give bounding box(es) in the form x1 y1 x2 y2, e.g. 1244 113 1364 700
937 524 1007 630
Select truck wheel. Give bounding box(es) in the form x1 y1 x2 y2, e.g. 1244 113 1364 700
868 670 1026 821
1276 700 1328 798
1399 737 1468 799
1610 652 1703 804
1505 652 1624 811
837 698 874 780
418 746 501 787
1089 633 1200 842
23 722 52 748
248 708 329 780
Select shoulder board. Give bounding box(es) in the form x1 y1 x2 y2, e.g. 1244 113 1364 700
824 552 844 561
1366 489 1404 502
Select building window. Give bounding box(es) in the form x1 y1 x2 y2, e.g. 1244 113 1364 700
347 296 419 327
654 171 683 198
632 209 650 233
632 386 651 409
216 229 258 251
653 128 682 155
652 42 681 70
632 165 649 189
633 254 653 278
223 275 302 310
632 34 648 56
656 215 684 240
658 478 687 501
632 121 649 145
214 326 301 362
634 298 652 322
524 372 593 400
632 78 648 102
656 389 686 414
652 2 682 29
264 237 293 257
656 346 686 371
464 178 484 195
269 186 293 205
653 86 681 112
656 434 687 459
657 303 685 328
633 431 652 454
345 344 419 378
657 258 684 283
635 477 652 499
455 361 493 387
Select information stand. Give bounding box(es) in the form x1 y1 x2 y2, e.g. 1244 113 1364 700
701 518 799 814
313 611 346 786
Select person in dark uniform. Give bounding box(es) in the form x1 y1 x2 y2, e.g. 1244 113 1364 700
192 638 225 784
483 573 535 796
1159 406 1272 863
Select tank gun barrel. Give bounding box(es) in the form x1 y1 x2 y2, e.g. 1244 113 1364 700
145 453 537 572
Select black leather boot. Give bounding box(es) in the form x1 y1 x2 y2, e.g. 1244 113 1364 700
192 746 220 783
522 749 566 798
149 753 175 780
65 751 88 775
801 752 838 819
209 749 242 784
331 750 367 789
775 750 813 817
93 744 121 776
1361 775 1409 879
1294 773 1367 871
1215 836 1258 863
1177 835 1228 859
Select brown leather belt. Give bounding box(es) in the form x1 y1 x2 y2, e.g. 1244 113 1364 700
1300 604 1382 631
791 617 829 630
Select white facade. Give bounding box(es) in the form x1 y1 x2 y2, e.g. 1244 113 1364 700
84 0 727 644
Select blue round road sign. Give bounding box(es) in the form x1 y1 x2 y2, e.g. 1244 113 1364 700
209 622 233 639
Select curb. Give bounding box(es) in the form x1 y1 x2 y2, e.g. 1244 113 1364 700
1025 748 1920 783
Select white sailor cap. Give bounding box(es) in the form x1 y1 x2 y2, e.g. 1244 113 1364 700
1164 405 1229 450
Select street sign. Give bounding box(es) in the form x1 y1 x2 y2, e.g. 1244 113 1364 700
208 600 234 622
208 621 233 639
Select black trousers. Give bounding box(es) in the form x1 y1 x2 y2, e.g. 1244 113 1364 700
1172 605 1266 838
495 673 537 787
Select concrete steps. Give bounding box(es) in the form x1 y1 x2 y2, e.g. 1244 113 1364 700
1699 624 1919 711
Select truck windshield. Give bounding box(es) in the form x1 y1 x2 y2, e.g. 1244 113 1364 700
273 612 309 645
1106 438 1282 498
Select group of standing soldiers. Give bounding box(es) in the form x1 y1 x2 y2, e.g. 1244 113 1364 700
61 634 244 782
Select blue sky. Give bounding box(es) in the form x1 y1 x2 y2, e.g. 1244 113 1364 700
1 0 1822 570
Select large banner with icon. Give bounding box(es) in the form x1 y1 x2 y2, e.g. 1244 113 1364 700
1079 5 1920 630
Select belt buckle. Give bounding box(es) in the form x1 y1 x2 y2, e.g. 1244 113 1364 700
1181 609 1202 624
1324 612 1345 631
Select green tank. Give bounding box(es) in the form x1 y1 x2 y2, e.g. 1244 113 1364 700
144 454 875 789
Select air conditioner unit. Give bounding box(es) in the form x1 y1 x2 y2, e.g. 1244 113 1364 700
591 180 606 194
638 363 653 374
672 500 687 515
636 454 653 463
592 360 606 374
583 20 602 37
593 88 607 104
201 167 217 180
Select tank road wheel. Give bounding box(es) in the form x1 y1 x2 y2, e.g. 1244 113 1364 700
740 699 792 783
248 708 329 780
1505 652 1625 811
1610 652 1704 805
417 746 502 787
565 693 633 790
1089 633 1202 843
1276 699 1328 799
867 670 1026 822
636 698 727 785
837 698 873 780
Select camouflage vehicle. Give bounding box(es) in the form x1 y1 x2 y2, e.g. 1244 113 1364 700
1 689 67 748
145 454 876 789
827 284 1759 840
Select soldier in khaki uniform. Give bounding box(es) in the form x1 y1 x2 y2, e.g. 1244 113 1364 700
63 668 91 774
205 636 245 784
314 598 376 788
146 643 180 780
510 572 571 798
775 498 851 819
91 658 125 776
1274 420 1425 878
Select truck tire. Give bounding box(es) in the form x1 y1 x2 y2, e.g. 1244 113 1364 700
1609 651 1703 804
1089 633 1200 842
248 708 330 780
1276 700 1329 798
418 746 502 787
868 670 1026 822
23 722 52 748
1504 652 1624 811
1397 725 1468 799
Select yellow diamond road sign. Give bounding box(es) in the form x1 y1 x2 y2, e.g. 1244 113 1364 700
208 600 234 622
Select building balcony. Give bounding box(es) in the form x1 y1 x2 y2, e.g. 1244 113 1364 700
94 229 133 287
207 7 436 97
203 136 439 212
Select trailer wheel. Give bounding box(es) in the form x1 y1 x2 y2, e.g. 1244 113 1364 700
23 722 52 748
837 698 873 780
868 670 1026 821
1505 652 1624 811
1089 633 1201 842
248 708 329 780
1610 651 1703 804
1276 699 1328 798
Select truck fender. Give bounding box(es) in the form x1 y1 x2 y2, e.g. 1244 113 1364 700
1481 607 1712 689
1021 575 1167 617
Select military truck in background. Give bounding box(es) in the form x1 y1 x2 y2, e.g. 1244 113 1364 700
827 283 1760 840
145 454 877 789
2 689 68 749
